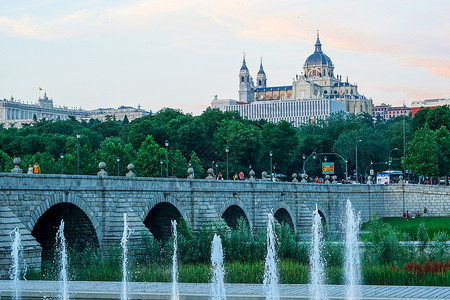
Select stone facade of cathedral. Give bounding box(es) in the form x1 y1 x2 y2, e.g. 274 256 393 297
212 33 373 125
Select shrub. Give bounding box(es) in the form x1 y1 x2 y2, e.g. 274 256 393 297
323 242 344 267
141 231 169 265
276 222 299 259
222 218 265 262
363 218 407 265
417 222 429 252
430 231 449 262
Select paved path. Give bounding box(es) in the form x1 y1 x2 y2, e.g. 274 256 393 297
0 281 449 299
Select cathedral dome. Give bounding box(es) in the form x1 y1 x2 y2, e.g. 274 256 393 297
304 34 333 67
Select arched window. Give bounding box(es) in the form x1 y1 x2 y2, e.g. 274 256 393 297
241 76 244 83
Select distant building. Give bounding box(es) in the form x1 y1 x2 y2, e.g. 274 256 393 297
225 98 346 127
373 103 411 120
411 98 449 117
87 105 150 122
0 93 150 128
211 32 373 126
0 93 88 128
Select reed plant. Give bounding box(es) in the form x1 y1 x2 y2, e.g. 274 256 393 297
278 260 309 284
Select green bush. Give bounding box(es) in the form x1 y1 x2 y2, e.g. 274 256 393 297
323 242 344 267
417 222 429 252
275 222 309 263
430 231 449 262
69 245 121 281
363 219 409 265
141 231 170 265
222 218 265 262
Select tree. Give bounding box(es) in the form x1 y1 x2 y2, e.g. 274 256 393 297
189 151 204 178
96 137 136 176
170 149 188 178
260 121 298 175
332 128 389 180
425 106 450 131
403 125 439 179
92 121 123 139
123 117 158 150
0 149 12 172
214 120 262 175
133 135 165 177
435 126 450 179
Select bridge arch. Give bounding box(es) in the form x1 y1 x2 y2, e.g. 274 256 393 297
142 194 188 241
273 202 296 231
307 203 328 230
30 194 101 264
219 199 252 230
317 210 327 229
28 192 102 243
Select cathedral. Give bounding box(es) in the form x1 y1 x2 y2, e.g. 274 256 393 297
212 33 373 126
238 32 372 114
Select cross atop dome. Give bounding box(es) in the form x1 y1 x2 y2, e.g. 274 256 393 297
315 30 322 53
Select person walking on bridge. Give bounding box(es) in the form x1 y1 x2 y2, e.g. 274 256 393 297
32 162 41 174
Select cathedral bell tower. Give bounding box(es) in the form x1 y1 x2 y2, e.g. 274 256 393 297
239 54 254 103
256 57 267 88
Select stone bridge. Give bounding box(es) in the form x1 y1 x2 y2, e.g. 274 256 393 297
0 173 448 278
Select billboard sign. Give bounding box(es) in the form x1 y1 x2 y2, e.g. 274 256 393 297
376 173 390 184
322 162 334 174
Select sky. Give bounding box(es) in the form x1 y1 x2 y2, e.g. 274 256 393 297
0 0 449 115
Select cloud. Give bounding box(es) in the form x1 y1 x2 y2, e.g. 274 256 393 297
410 59 450 78
0 0 201 39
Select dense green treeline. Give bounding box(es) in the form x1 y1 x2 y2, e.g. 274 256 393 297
0 106 449 180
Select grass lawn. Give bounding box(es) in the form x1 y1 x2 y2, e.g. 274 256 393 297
361 217 450 240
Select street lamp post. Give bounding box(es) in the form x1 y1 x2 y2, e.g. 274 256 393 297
355 139 362 182
389 148 398 174
215 163 218 179
302 154 306 176
117 156 120 176
160 159 163 178
60 153 64 175
363 160 374 182
165 140 169 178
301 149 318 179
76 131 81 175
269 151 273 178
345 159 348 180
225 146 229 180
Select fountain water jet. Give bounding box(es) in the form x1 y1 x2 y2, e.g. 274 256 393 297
263 212 279 300
211 234 226 300
171 220 179 300
10 227 23 300
56 220 69 300
309 204 327 300
344 199 362 300
121 213 130 300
